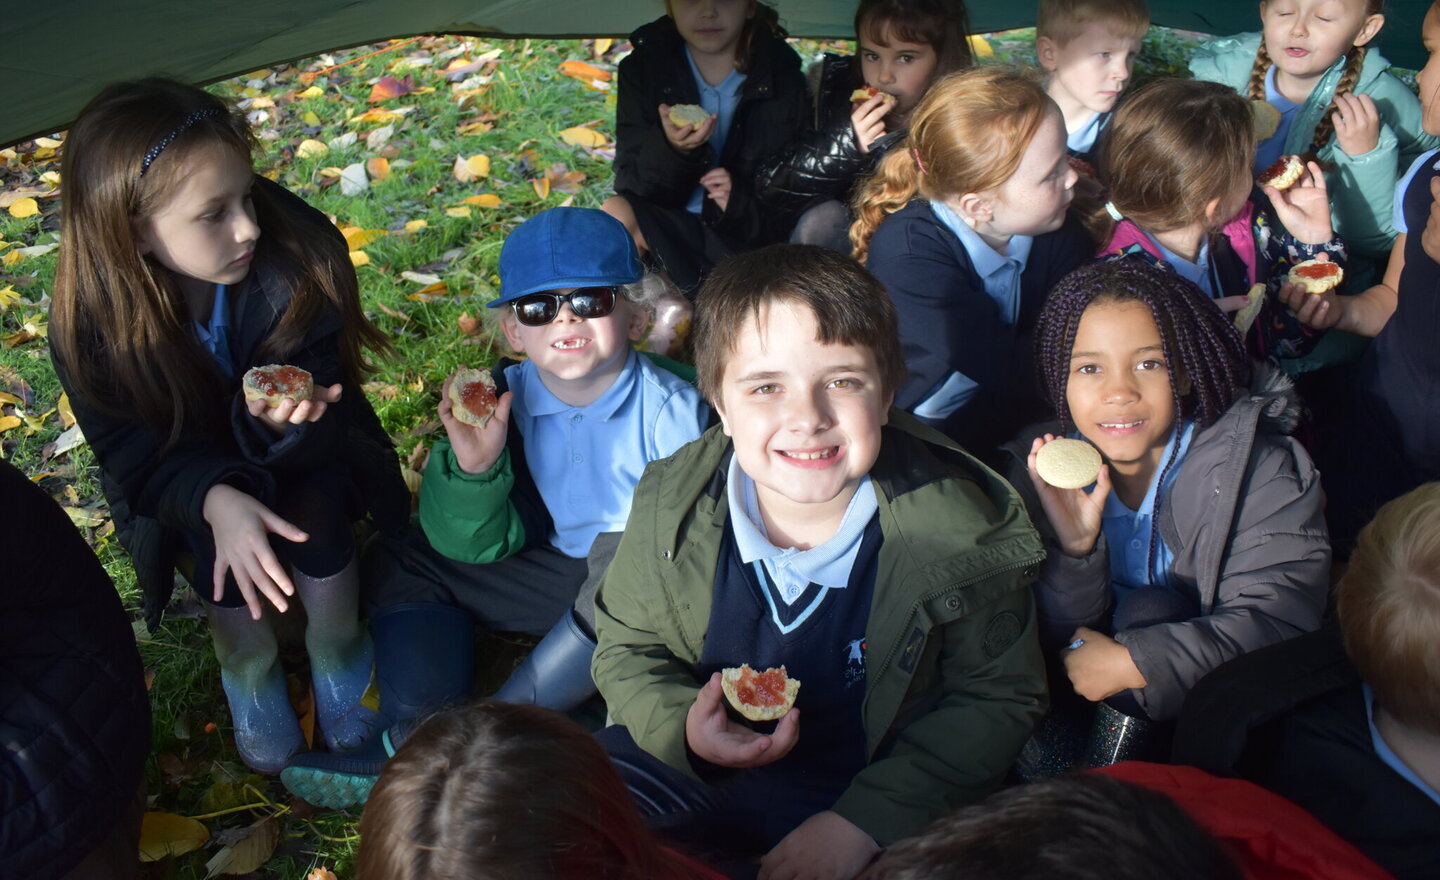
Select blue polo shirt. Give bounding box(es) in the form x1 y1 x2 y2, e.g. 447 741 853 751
684 48 746 215
505 349 707 557
1101 422 1195 594
193 283 236 378
1067 110 1104 155
1364 683 1440 807
917 200 1034 421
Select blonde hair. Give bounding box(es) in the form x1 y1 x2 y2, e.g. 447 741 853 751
1090 78 1254 244
1037 0 1150 45
1336 482 1440 735
850 68 1054 262
1248 0 1384 155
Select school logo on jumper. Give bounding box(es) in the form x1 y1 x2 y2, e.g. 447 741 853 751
843 637 866 688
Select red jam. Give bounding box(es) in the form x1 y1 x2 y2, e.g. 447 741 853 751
1294 262 1339 280
460 378 497 418
254 365 311 395
1258 157 1293 186
736 667 788 706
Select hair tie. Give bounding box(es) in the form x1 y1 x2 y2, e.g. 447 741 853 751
140 108 224 176
912 147 926 176
1104 201 1124 222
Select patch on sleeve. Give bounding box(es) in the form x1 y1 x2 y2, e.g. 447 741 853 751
982 611 1022 659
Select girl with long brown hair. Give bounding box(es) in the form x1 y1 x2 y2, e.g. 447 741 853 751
851 67 1091 460
51 78 407 774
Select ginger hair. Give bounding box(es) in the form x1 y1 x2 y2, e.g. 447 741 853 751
1090 77 1254 244
1037 0 1150 46
1336 482 1440 736
1248 0 1384 155
850 68 1053 262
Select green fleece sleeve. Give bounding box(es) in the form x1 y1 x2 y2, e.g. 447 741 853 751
831 584 1047 845
417 437 528 564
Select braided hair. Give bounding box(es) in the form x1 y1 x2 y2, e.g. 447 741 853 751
1247 0 1382 156
1035 257 1250 579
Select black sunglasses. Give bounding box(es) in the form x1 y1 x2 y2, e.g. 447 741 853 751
510 286 619 326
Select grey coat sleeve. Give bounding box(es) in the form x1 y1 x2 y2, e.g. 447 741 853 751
1117 437 1330 721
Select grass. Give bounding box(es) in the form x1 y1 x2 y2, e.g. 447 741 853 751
0 28 1207 878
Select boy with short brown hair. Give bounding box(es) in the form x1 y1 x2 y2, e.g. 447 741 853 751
592 243 1047 880
1036 0 1150 163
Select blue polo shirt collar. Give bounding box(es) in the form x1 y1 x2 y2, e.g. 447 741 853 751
520 348 639 420
930 200 1032 326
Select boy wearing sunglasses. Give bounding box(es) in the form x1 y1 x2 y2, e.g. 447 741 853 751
281 209 707 809
591 245 1047 878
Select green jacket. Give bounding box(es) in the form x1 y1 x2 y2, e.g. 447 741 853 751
591 412 1048 845
1191 31 1440 258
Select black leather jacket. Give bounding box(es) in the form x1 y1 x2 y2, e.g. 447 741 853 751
754 54 905 217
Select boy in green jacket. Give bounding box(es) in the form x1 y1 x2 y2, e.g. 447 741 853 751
591 244 1048 879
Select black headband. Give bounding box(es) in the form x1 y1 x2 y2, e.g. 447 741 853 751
139 108 224 176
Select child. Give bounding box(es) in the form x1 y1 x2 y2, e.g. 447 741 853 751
1190 0 1440 262
591 244 1047 879
852 68 1090 459
601 0 808 296
1012 258 1329 724
1036 0 1150 166
1093 77 1346 363
50 79 407 774
281 208 708 808
1283 0 1440 547
755 0 974 251
356 702 724 880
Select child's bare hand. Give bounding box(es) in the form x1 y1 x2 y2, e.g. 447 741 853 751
439 368 513 475
659 104 716 153
1212 294 1254 314
1279 263 1344 330
1026 434 1110 558
1264 160 1333 245
700 167 732 212
247 383 342 435
203 483 306 619
1422 176 1440 264
850 94 890 154
761 811 879 880
686 672 800 768
1332 92 1381 157
1063 627 1147 701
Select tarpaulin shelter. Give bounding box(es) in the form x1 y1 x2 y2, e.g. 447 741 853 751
5 0 1433 147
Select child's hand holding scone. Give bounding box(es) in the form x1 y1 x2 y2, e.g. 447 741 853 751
1027 434 1111 558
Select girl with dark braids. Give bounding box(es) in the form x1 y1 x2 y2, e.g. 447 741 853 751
1004 258 1329 727
1191 0 1440 264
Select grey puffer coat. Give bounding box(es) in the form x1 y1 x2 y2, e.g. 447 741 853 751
1004 366 1330 721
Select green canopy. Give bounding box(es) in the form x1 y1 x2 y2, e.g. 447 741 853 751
5 0 1432 146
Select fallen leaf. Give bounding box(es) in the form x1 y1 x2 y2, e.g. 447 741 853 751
0 415 22 433
204 816 279 877
445 206 472 218
967 34 994 59
341 227 387 250
298 85 325 99
349 106 414 126
296 139 329 159
532 177 551 199
308 869 339 880
0 287 20 311
144 667 157 691
303 109 322 126
51 423 86 457
592 37 614 58
400 466 423 496
340 163 369 195
412 281 448 298
139 812 210 862
0 391 20 405
376 303 410 322
204 721 218 734
349 250 371 267
458 312 481 336
400 271 442 285
403 219 428 233
15 243 58 258
559 60 612 85
328 131 359 150
369 74 416 102
63 507 107 529
460 193 504 208
365 124 394 151
366 157 391 180
57 392 74 428
559 126 607 148
456 119 494 136
8 198 39 218
39 171 60 186
33 136 62 149
452 153 490 182
1 251 22 268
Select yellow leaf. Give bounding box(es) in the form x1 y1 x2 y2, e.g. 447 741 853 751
303 110 322 126
8 198 38 218
33 136 62 149
0 286 20 311
445 206 472 218
316 166 345 179
0 391 20 405
341 227 387 250
2 251 23 268
349 250 370 267
533 177 551 199
456 119 493 136
460 193 504 208
58 392 75 428
0 415 20 432
452 153 490 183
248 96 276 109
39 171 60 186
967 34 994 59
139 811 210 862
559 126 608 148
592 37 614 58
348 106 410 125
298 86 325 99
366 157 391 180
296 139 329 159
403 219 428 233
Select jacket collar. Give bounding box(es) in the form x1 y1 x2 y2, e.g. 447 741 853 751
629 14 790 103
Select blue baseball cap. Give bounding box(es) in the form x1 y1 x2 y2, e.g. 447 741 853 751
488 207 644 308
